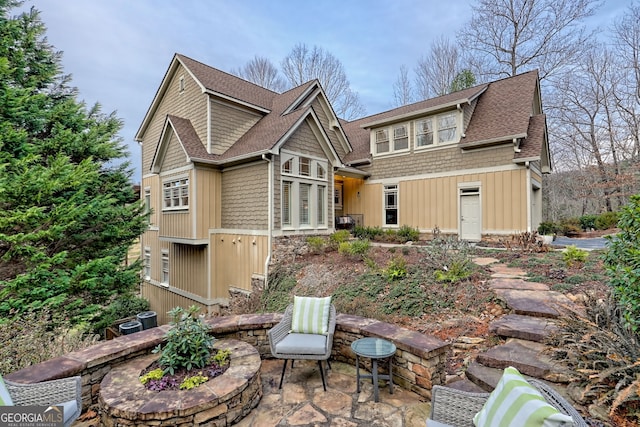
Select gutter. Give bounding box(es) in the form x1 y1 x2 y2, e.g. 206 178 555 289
262 153 273 288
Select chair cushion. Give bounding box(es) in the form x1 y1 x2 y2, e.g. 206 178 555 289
0 375 13 406
275 333 328 355
291 296 331 334
473 367 574 427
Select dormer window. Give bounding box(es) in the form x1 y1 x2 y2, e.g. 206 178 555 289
375 129 389 154
414 111 460 150
393 125 408 150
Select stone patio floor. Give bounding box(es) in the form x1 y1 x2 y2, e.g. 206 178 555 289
236 359 430 427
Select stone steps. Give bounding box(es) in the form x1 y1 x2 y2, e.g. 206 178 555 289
489 314 558 342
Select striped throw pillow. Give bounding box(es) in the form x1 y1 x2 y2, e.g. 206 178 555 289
291 296 331 334
0 375 14 406
473 367 574 427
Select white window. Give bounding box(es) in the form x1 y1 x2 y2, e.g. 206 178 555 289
415 112 459 149
144 187 152 222
161 250 169 286
375 129 389 154
416 118 434 147
384 185 398 226
393 124 409 151
280 152 329 229
438 112 457 143
282 181 292 226
143 247 151 279
162 177 189 210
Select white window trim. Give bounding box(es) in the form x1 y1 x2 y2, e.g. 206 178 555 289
160 250 169 287
383 184 399 228
414 111 462 151
162 175 189 211
143 247 151 280
371 123 411 157
280 151 329 230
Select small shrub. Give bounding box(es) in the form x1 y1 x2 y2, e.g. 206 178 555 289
211 348 231 366
565 275 586 285
563 245 588 267
595 211 618 230
92 293 150 335
434 259 472 283
180 374 209 390
383 229 398 242
353 225 383 240
397 225 420 243
329 230 351 247
154 305 214 375
558 218 581 235
140 368 164 385
401 247 410 256
579 214 598 231
306 236 326 253
338 239 370 257
537 221 557 235
383 256 408 281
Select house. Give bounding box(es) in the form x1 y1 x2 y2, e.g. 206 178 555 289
136 54 550 323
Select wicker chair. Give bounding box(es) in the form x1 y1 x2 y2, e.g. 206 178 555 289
428 379 587 427
268 303 336 391
5 376 82 427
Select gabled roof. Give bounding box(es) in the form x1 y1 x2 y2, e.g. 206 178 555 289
150 115 211 173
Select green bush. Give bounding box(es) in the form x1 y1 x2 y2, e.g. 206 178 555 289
154 306 214 375
595 211 618 230
558 218 581 235
604 195 640 332
92 294 150 335
338 239 370 257
329 230 351 247
537 221 557 235
579 215 598 231
563 245 588 267
397 225 420 243
383 229 398 242
434 259 472 283
383 256 408 281
306 236 326 253
352 225 383 240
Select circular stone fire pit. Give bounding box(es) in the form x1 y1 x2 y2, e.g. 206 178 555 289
99 339 262 426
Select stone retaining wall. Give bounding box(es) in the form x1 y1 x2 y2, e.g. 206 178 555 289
5 313 449 411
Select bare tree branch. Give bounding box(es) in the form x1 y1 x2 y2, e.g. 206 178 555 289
392 64 414 107
231 55 287 93
415 36 461 99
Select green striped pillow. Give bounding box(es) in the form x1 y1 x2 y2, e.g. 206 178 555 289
0 375 14 406
291 296 331 334
473 367 573 427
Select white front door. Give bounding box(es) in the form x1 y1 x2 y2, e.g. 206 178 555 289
460 193 481 241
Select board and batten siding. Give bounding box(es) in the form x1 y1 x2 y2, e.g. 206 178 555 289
212 233 268 297
140 283 207 326
194 167 222 238
356 168 528 234
171 244 208 298
221 162 269 230
141 63 208 174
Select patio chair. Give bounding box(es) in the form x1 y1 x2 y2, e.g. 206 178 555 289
428 376 587 427
268 296 336 391
2 376 82 427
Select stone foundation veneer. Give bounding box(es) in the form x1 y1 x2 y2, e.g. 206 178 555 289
5 313 449 412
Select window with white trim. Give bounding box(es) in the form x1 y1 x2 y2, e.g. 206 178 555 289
393 124 409 150
161 250 169 286
280 153 328 229
373 123 411 155
143 247 151 279
162 177 189 210
144 187 152 222
375 129 389 154
415 111 459 148
384 185 398 226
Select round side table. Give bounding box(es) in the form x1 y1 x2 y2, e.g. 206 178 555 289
351 337 396 402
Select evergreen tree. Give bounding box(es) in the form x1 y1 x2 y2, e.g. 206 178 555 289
0 1 147 327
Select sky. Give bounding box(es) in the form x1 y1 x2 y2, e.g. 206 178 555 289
26 0 632 183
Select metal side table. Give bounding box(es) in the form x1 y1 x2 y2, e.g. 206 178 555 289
351 337 396 402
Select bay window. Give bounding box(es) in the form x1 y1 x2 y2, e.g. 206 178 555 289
281 152 329 229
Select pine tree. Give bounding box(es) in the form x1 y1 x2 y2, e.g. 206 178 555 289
0 1 147 327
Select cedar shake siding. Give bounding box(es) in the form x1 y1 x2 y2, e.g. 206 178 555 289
160 130 188 172
210 100 262 155
282 120 328 158
221 162 269 230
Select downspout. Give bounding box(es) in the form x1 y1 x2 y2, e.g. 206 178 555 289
525 161 532 232
262 154 273 288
